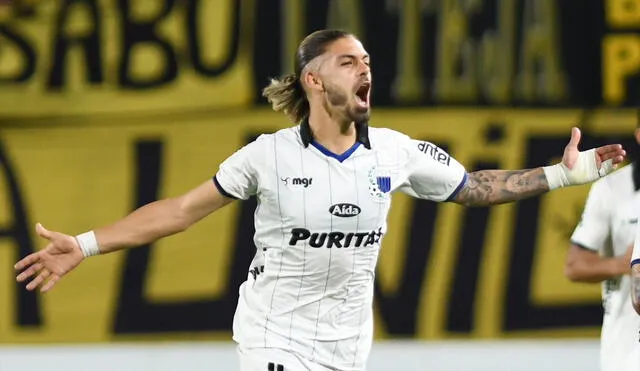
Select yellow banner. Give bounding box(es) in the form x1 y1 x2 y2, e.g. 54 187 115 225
0 0 255 117
0 108 636 343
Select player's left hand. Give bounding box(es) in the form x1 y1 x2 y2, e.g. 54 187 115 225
562 127 626 174
14 223 84 292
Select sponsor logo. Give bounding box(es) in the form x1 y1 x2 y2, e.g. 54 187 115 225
249 265 264 280
329 203 361 217
288 227 383 248
281 177 313 187
417 141 451 165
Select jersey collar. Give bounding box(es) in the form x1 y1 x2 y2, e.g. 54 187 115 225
299 118 371 149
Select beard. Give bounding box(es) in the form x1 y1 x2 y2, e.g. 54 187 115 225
323 82 370 124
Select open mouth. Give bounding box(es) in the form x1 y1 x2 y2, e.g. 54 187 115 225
354 82 370 108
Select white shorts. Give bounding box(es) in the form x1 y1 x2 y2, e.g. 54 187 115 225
237 346 335 371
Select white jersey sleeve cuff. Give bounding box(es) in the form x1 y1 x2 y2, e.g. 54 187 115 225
213 175 241 199
445 172 468 202
632 244 640 267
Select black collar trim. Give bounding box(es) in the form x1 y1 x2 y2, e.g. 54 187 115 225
299 118 371 149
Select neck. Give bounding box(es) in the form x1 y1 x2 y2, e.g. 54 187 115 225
307 104 357 154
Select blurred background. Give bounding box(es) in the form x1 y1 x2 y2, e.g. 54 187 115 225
0 0 639 370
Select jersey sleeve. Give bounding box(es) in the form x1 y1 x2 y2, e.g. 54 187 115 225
398 137 468 202
569 181 611 252
213 135 266 200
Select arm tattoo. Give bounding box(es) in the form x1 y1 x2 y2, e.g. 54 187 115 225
453 168 549 207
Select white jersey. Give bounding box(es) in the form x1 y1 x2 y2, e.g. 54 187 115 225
570 164 640 371
214 121 467 371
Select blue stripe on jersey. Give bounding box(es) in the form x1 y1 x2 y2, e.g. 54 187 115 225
632 258 640 267
446 172 468 202
311 141 361 163
212 175 238 199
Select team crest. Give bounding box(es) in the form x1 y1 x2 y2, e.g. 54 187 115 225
368 166 392 202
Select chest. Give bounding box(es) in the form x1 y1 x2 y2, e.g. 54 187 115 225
257 147 401 230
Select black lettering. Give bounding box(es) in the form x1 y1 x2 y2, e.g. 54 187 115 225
364 231 376 246
0 139 42 328
118 0 178 89
436 152 450 165
344 233 354 247
289 228 310 245
309 233 327 248
417 142 426 153
0 25 36 83
446 161 497 333
186 0 241 77
48 0 102 89
249 265 264 280
267 363 284 371
326 232 344 248
353 232 368 247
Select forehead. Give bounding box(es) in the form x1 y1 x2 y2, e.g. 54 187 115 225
324 36 368 58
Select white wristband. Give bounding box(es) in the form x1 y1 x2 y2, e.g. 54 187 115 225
542 148 614 190
75 231 101 257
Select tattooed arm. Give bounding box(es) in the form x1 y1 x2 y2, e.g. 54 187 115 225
632 264 640 315
445 127 627 207
451 168 549 207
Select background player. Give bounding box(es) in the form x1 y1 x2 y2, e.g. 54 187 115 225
564 125 640 371
14 30 626 371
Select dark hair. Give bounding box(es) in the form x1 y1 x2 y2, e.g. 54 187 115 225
262 29 353 123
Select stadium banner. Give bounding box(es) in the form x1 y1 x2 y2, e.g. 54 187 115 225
0 108 637 344
1 0 639 117
0 0 256 117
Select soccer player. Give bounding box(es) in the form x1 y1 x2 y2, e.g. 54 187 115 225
15 30 626 371
565 127 640 371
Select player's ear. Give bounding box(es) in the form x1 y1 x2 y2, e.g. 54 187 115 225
303 71 323 92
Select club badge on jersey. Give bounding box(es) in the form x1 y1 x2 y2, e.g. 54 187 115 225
368 166 392 202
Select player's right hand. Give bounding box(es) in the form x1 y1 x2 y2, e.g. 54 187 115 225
14 223 85 292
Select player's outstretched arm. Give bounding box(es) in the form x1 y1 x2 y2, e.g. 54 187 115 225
451 127 626 207
14 180 234 293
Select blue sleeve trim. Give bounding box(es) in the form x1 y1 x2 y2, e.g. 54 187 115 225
446 172 468 202
631 258 640 268
213 175 238 199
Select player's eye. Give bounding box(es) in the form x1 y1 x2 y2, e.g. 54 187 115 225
341 61 352 66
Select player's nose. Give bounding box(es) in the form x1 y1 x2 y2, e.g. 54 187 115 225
357 60 370 76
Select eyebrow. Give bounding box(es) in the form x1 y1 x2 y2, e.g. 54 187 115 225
338 54 370 60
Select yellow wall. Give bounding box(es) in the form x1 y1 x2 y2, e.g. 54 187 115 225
0 108 636 343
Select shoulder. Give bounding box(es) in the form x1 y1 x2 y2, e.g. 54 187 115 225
368 125 452 162
368 126 409 145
